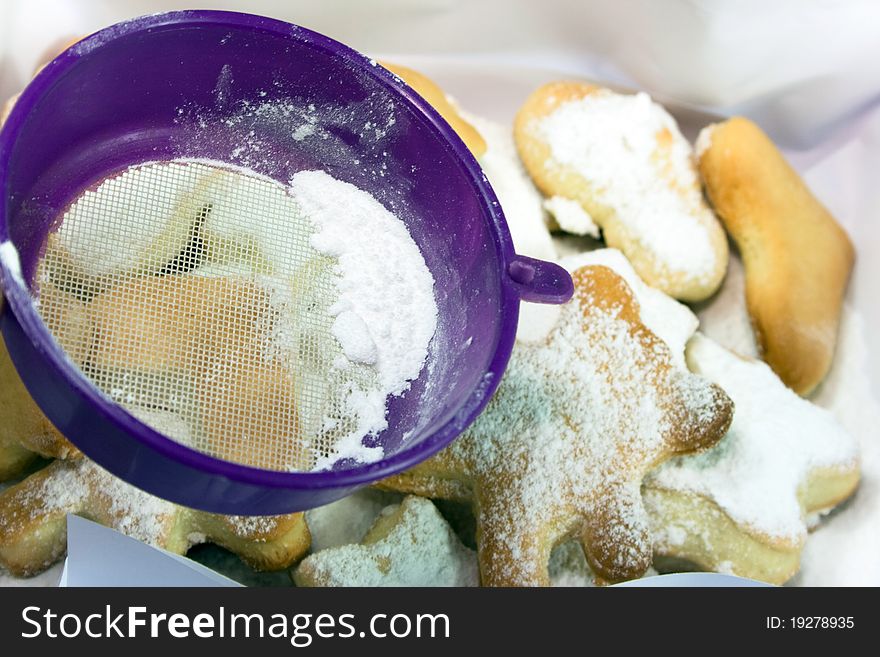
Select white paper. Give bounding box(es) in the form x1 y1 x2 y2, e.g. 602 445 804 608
60 515 240 587
614 573 771 588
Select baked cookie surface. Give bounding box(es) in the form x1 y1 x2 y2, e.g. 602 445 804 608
697 117 854 395
381 263 733 585
515 81 728 301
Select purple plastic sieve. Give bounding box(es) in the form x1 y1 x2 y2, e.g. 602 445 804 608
0 10 572 515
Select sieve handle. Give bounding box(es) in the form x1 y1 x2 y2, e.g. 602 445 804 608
506 255 573 304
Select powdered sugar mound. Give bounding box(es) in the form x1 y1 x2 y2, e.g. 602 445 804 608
331 310 378 365
544 196 601 238
649 333 859 542
295 496 478 586
291 170 437 396
536 90 717 283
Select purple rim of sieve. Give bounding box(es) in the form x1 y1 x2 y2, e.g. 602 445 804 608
0 10 573 513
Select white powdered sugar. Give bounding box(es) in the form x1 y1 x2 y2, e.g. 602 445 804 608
305 489 403 553
649 333 859 542
792 307 880 585
295 496 478 587
694 252 759 358
543 195 601 238
536 89 717 282
26 460 176 546
694 124 716 159
292 170 437 397
290 171 437 468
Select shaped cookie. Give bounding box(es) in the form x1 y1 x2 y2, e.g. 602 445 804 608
696 117 854 395
0 457 310 577
381 62 486 158
86 273 307 470
514 82 728 301
381 264 733 585
0 331 79 480
645 333 860 584
294 496 478 587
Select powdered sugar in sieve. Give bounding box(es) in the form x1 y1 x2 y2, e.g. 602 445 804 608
34 161 437 472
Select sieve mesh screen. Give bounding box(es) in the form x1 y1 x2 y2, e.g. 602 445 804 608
33 161 376 472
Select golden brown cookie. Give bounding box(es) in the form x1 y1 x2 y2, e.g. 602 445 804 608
86 273 306 470
696 117 854 395
645 333 859 584
0 457 310 577
381 62 486 158
514 81 728 301
0 332 79 480
380 264 733 585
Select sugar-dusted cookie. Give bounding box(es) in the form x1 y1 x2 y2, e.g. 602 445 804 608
381 62 486 158
514 82 728 301
306 489 403 553
696 117 854 395
0 457 310 577
294 496 477 587
0 332 78 480
562 249 698 369
645 333 860 584
381 264 732 585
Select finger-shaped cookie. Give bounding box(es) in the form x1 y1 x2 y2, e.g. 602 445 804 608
645 333 860 584
514 82 728 301
0 458 310 577
381 264 733 585
696 117 854 395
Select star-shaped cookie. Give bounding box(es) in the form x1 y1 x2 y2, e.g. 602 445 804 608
645 333 860 584
381 263 733 585
294 495 478 587
0 456 310 577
